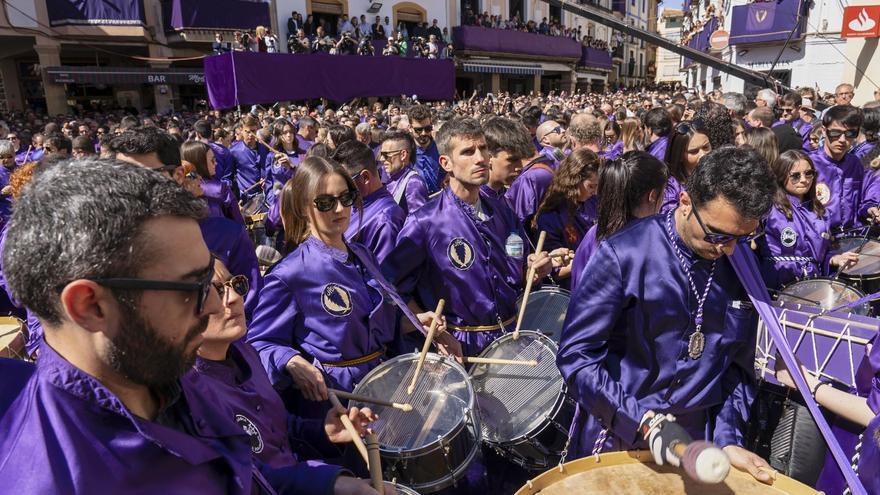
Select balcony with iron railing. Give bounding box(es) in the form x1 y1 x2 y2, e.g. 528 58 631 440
452 26 582 60
162 0 271 42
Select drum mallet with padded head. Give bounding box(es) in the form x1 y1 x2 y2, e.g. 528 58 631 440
639 412 731 484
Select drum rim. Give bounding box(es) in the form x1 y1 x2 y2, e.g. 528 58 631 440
514 450 820 495
470 330 569 446
514 285 572 305
352 352 478 453
778 277 871 312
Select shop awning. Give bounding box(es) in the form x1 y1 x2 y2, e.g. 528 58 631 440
461 61 544 75
539 62 574 73
46 66 205 85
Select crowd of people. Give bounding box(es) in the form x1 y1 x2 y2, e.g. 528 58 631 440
212 26 281 54
1 81 880 494
460 8 611 50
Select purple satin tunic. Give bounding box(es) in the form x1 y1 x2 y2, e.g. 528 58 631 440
199 217 263 324
570 224 599 291
385 164 428 216
646 135 669 164
345 187 405 265
229 141 271 202
602 141 624 161
208 141 236 191
810 148 864 230
756 197 832 288
660 175 683 215
505 157 555 231
202 178 245 224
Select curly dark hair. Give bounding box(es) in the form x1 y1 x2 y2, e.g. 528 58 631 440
694 102 735 149
686 145 775 220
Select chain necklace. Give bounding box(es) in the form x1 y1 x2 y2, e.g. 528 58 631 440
665 210 717 359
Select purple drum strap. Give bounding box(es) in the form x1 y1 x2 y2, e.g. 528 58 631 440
829 288 880 313
730 247 868 495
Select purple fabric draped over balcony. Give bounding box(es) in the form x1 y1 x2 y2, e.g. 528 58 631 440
729 0 805 45
452 26 582 58
612 0 627 14
204 52 455 109
163 0 270 30
682 16 717 68
47 0 144 27
579 46 613 70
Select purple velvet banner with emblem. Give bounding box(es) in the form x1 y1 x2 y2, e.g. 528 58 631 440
452 26 582 58
204 52 455 109
163 0 270 30
682 16 718 68
579 46 613 70
729 0 805 45
47 0 144 26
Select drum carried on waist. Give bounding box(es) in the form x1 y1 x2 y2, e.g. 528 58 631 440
514 286 571 343
469 330 573 471
777 278 871 315
835 236 880 297
350 353 480 493
515 451 819 494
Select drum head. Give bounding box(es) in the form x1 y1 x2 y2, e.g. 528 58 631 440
470 331 563 443
778 278 870 315
352 353 474 451
517 451 819 494
242 193 266 216
837 238 880 276
515 287 571 342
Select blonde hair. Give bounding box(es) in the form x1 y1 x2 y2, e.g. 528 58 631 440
620 117 643 152
255 26 267 37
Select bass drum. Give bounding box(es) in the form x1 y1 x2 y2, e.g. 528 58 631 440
777 278 871 315
514 286 571 343
516 451 819 494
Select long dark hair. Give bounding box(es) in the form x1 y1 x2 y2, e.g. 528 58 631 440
771 150 825 220
533 148 600 230
666 119 708 183
596 151 668 241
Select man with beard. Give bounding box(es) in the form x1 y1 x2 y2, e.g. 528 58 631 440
379 130 428 216
408 105 444 194
0 159 377 494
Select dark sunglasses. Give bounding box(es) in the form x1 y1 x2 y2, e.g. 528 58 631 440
313 190 358 212
826 128 859 140
779 107 796 113
412 125 433 135
378 149 405 160
90 256 215 314
692 206 763 245
213 274 249 298
789 169 816 181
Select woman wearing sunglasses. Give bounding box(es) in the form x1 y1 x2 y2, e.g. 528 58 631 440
756 150 858 288
189 258 379 494
247 156 450 421
181 141 244 225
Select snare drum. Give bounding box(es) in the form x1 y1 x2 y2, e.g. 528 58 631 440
777 278 871 315
383 481 419 495
836 236 880 296
514 286 571 342
516 451 819 494
350 353 481 493
470 330 574 471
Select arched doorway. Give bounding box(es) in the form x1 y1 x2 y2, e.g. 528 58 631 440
307 0 349 36
393 2 427 37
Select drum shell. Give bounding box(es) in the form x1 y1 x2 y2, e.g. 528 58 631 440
515 287 571 343
835 236 880 308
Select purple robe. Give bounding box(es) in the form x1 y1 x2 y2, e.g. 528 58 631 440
202 178 245 224
414 141 444 194
535 199 596 253
774 118 813 148
384 188 529 357
480 184 507 202
265 150 301 215
660 175 683 214
0 164 16 228
539 146 562 169
810 148 864 230
602 141 624 161
851 141 878 163
14 147 42 166
756 197 832 289
570 224 598 290
187 341 343 485
296 135 314 153
229 141 271 202
646 135 669 164
505 157 555 233
558 212 757 456
246 237 398 404
385 164 428 216
199 217 262 324
208 141 236 192
0 342 270 493
345 187 405 265
0 357 33 416
857 414 880 494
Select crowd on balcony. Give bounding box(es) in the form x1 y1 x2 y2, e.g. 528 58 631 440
212 27 281 54
679 3 721 46
460 8 611 50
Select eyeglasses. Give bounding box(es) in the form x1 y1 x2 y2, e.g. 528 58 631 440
691 206 763 245
788 169 815 181
826 128 859 141
313 190 358 212
379 149 405 161
779 107 795 113
213 274 249 298
412 125 433 135
90 256 215 315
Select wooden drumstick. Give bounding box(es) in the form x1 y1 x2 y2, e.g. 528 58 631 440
328 391 370 467
256 135 284 155
463 357 539 366
407 299 446 395
514 231 546 340
365 433 384 495
329 388 413 412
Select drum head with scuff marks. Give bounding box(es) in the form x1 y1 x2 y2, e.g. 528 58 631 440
778 278 870 315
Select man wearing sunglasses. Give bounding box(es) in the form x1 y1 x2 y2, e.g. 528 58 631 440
809 105 867 230
334 141 405 264
407 105 444 194
535 119 568 169
559 146 777 483
380 130 428 215
773 92 813 148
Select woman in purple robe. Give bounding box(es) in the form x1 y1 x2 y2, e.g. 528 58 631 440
601 120 623 161
247 157 448 421
659 120 712 214
181 141 245 224
570 151 667 289
757 150 858 289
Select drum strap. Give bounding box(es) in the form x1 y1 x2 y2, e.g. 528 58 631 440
768 255 816 263
447 316 516 332
321 347 386 367
591 428 609 456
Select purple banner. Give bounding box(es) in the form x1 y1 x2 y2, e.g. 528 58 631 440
729 0 805 45
682 16 717 68
47 0 144 27
163 0 270 30
579 46 612 70
204 52 455 109
452 26 582 59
